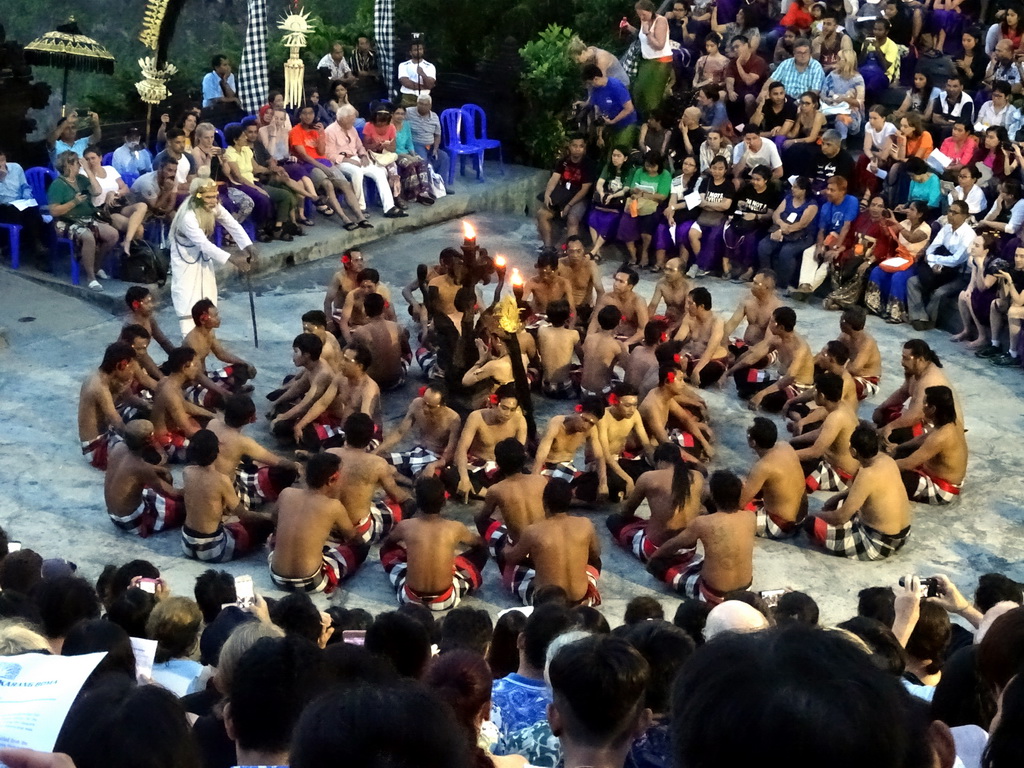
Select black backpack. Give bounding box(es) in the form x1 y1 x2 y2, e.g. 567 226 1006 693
120 239 167 286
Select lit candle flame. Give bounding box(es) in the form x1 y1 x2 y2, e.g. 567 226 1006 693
510 268 524 287
494 255 506 268
462 221 476 240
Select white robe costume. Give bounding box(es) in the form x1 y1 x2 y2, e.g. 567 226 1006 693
169 205 252 335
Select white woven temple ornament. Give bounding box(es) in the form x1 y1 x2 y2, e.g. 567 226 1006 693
278 8 312 108
135 55 178 104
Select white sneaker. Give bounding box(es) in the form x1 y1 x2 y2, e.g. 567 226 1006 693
88 279 104 292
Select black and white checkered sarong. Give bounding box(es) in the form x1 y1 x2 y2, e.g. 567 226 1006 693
811 515 910 561
388 445 441 478
238 0 269 115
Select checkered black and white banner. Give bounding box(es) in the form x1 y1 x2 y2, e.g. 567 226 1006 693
374 0 395 99
238 0 269 115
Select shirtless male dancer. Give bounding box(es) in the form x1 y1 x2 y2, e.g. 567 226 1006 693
721 269 782 362
300 310 343 371
324 249 365 335
558 236 603 329
792 372 861 493
536 300 581 398
326 414 413 573
338 268 397 342
739 417 808 539
151 347 215 462
447 383 528 499
784 340 857 432
116 325 162 421
269 452 362 593
622 322 664 391
598 382 656 499
894 385 968 504
104 419 185 536
180 430 273 563
532 397 609 502
210 395 299 510
589 266 649 346
426 248 466 316
607 443 704 562
269 334 336 444
124 285 175 358
809 425 912 561
297 344 380 451
502 479 603 607
182 299 256 409
79 342 137 469
837 307 882 400
647 258 690 331
728 306 815 412
381 477 488 611
376 381 462 481
874 339 961 446
351 293 412 390
673 287 730 388
524 251 576 322
640 365 714 460
474 438 549 562
580 305 628 397
648 470 756 605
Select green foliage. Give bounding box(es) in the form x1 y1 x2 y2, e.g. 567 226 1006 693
518 24 578 166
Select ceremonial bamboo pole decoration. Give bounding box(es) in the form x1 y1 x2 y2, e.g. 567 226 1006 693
278 6 312 108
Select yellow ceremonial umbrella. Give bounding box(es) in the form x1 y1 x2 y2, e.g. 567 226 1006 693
24 18 115 115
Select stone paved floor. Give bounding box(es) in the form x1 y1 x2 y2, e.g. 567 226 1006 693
0 212 1022 627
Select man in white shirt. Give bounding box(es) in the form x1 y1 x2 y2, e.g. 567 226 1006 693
317 42 355 84
976 83 1022 140
111 128 154 180
930 75 975 132
324 105 406 218
398 41 437 107
732 126 783 183
976 180 1024 240
905 201 975 331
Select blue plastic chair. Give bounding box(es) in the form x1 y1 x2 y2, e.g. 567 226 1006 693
461 104 504 176
0 223 22 268
25 167 79 284
213 129 226 149
439 108 485 185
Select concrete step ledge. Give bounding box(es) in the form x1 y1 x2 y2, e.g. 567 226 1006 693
2 164 547 314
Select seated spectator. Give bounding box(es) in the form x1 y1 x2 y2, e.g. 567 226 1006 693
47 109 101 163
892 581 951 700
858 19 901 100
317 41 356 85
254 107 319 225
772 38 824 99
882 113 934 209
405 95 451 192
156 108 200 151
976 81 1022 139
362 107 435 207
956 26 988 92
781 91 825 168
131 155 182 224
898 157 942 216
809 130 854 192
0 147 49 262
222 122 300 242
201 53 242 120
726 166 780 281
812 13 853 74
536 135 597 249
732 125 784 184
975 179 1024 247
791 175 858 301
972 126 1019 192
693 33 729 91
34 576 101 654
819 50 865 143
750 81 797 145
621 150 672 270
54 678 200 768
949 232 1001 349
47 150 119 291
976 243 1024 366
81 145 149 257
931 75 975 136
146 595 204 695
939 124 980 184
154 127 198 194
757 176 819 291
895 72 941 123
697 128 731 173
905 200 976 331
822 195 895 311
983 40 1022 94
111 127 153 180
62 619 137 681
0 620 50 655
695 84 728 132
325 105 406 220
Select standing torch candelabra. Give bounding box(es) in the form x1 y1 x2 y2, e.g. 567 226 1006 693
278 6 312 109
491 254 507 306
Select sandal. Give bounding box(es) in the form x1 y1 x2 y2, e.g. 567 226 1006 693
316 204 334 216
343 222 359 231
298 217 315 227
358 220 374 229
650 265 663 274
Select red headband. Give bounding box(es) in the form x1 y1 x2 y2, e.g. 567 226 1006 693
608 393 619 406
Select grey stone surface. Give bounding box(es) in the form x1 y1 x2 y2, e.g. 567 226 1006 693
0 209 1022 630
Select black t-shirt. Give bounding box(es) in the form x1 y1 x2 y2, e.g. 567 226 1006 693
699 177 736 211
553 156 598 196
736 184 780 219
760 99 797 134
1011 268 1024 292
670 126 707 163
813 148 855 185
